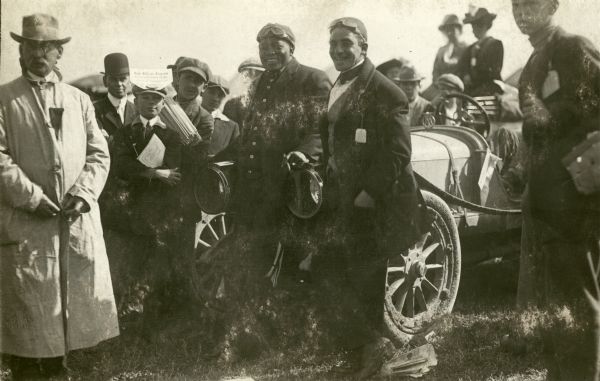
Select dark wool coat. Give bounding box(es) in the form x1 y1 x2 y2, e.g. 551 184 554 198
93 95 137 136
457 36 504 96
519 26 600 236
215 57 331 227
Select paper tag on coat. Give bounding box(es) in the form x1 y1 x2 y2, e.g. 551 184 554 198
542 70 560 99
355 128 367 144
137 134 166 168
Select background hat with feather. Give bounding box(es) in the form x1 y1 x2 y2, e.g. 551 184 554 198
10 13 71 44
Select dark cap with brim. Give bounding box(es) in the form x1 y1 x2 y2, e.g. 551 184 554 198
132 85 167 98
177 57 211 82
464 8 497 24
207 75 230 95
257 23 296 48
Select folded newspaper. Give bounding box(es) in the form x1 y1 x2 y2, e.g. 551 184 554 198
137 134 165 168
380 344 438 378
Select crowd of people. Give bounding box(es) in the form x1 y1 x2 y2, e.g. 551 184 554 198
1 0 599 379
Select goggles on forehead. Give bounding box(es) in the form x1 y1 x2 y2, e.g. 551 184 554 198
328 18 367 41
257 26 290 41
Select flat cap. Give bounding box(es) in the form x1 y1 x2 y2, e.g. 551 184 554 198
328 17 368 42
207 75 230 95
238 57 265 73
177 57 212 82
132 85 167 98
167 56 188 70
436 74 464 92
257 23 295 48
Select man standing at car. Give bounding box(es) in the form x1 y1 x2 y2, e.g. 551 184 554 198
323 17 425 378
512 0 600 379
0 13 118 379
394 65 433 126
94 53 136 140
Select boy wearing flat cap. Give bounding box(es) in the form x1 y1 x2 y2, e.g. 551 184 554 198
1 13 118 379
456 7 504 96
94 52 137 139
202 75 240 156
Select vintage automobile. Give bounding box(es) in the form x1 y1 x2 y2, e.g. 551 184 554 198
192 91 524 344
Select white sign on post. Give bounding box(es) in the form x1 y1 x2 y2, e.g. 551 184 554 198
130 69 172 91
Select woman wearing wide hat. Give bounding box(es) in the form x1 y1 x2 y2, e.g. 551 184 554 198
456 7 504 96
432 14 468 81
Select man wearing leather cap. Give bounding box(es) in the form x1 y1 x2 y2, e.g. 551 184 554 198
323 16 425 379
0 13 118 379
94 53 137 139
394 65 433 126
457 7 504 96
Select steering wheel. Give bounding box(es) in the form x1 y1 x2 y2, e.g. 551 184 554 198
435 92 491 138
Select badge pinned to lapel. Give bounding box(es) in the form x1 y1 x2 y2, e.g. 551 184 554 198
355 128 367 144
542 70 560 99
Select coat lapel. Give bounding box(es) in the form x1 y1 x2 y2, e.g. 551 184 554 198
123 101 136 126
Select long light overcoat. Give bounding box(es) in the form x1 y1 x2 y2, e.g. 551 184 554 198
0 76 119 357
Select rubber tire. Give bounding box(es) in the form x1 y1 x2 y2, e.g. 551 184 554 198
384 190 461 345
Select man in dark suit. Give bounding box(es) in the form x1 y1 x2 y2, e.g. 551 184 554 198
457 8 504 96
323 17 425 379
512 0 600 378
93 53 136 139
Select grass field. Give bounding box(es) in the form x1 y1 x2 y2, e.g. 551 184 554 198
1 254 551 381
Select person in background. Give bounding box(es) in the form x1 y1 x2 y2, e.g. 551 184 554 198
165 56 188 98
223 57 265 129
375 57 409 82
94 52 136 141
430 73 465 125
433 14 468 81
202 75 240 157
394 65 433 126
511 0 600 379
0 13 118 380
323 17 425 379
457 7 504 96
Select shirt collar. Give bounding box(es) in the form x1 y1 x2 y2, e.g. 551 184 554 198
336 58 365 84
26 70 59 84
107 92 128 108
138 115 166 129
211 109 230 121
529 22 558 51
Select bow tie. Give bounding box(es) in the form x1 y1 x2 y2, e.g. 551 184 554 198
338 64 362 85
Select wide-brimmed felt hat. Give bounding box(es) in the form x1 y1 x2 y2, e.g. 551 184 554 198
395 65 425 82
257 23 295 48
11 13 71 44
376 58 410 76
464 8 497 25
207 75 230 95
439 14 462 31
238 57 265 73
102 53 129 76
177 57 212 82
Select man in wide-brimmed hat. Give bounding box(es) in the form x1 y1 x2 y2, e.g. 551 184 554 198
0 13 118 380
375 57 409 81
394 65 434 126
456 7 504 96
432 14 468 81
94 53 137 139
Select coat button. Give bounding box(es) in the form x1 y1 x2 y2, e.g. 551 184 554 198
262 99 267 103
252 141 257 146
266 86 271 90
253 127 258 131
249 154 254 159
247 170 253 174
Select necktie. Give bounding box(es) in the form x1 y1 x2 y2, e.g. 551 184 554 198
144 122 152 139
116 103 125 124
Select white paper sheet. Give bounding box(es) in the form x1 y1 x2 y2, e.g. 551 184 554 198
137 134 165 168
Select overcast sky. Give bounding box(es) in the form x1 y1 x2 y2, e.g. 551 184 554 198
2 0 600 87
